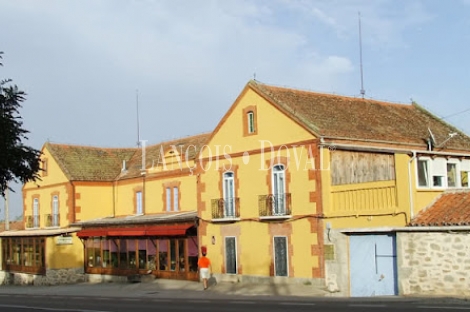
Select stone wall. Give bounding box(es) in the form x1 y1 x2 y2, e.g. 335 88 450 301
0 268 85 286
322 228 350 297
397 231 470 297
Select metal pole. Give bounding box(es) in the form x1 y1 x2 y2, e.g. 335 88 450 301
4 185 9 231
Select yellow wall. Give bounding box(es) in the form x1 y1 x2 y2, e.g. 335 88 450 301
114 173 198 216
75 184 114 222
23 146 72 229
201 88 313 158
46 233 84 269
323 150 411 229
199 85 320 278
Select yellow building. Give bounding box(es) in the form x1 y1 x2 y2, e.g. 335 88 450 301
0 134 209 284
196 80 470 296
2 80 470 293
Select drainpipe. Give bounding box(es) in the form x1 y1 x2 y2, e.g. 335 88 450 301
407 151 417 223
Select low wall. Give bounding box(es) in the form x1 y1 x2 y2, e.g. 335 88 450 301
397 231 470 297
0 268 85 286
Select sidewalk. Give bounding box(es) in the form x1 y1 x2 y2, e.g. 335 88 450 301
0 279 468 305
0 278 328 300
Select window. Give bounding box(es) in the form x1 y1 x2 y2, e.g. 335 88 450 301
223 172 235 217
173 187 179 211
136 191 143 214
166 188 171 211
52 195 59 227
417 157 470 189
247 112 255 134
2 237 45 274
33 198 39 228
272 165 286 215
447 163 458 187
273 236 288 277
225 237 237 274
165 186 180 212
243 106 257 136
417 159 429 187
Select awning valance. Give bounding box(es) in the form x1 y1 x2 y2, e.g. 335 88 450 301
77 224 193 238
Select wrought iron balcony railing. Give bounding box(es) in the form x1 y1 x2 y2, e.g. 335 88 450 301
258 193 292 218
25 215 40 228
211 198 240 220
45 213 60 227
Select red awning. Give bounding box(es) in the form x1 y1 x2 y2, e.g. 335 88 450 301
77 224 192 238
77 229 107 238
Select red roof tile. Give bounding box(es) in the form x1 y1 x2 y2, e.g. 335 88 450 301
45 133 210 182
250 81 470 151
410 189 470 226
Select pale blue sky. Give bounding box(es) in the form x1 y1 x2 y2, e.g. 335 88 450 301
1 0 470 219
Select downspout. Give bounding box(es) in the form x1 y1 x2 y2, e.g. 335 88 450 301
407 151 417 223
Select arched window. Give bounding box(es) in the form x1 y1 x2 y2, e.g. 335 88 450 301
247 111 255 134
272 165 286 215
223 172 235 217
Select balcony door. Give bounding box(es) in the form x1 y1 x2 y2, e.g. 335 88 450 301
272 165 285 215
223 172 235 217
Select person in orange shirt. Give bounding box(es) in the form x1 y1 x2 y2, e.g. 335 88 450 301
197 251 211 290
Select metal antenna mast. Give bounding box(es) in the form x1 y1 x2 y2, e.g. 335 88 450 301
136 89 141 147
358 12 365 98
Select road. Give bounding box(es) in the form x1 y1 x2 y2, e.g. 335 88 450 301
0 294 469 312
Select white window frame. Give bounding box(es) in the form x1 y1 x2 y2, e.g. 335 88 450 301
273 235 288 277
223 172 235 217
173 187 179 211
447 160 460 188
166 187 171 212
136 191 143 215
271 164 286 215
460 159 470 188
416 156 470 189
52 195 59 227
224 236 238 275
247 111 255 134
33 198 39 228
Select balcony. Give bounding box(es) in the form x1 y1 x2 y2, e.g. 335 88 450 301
25 215 40 229
211 198 240 222
258 193 292 220
45 213 60 227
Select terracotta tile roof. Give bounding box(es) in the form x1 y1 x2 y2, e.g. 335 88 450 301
46 143 136 181
45 133 210 182
122 133 210 178
0 221 24 232
250 80 470 151
410 189 470 226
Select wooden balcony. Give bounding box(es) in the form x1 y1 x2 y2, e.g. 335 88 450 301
211 198 240 222
258 193 292 220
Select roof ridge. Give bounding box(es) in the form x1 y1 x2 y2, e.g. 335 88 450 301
47 142 138 151
250 79 413 108
144 132 211 148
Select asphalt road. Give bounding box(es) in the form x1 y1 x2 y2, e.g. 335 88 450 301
0 294 469 312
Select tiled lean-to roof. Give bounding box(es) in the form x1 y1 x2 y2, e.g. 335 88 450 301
250 80 470 151
46 133 210 182
410 189 470 226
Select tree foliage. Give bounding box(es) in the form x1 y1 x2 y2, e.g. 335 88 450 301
0 52 41 196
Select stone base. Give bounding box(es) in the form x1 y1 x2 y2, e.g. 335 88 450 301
0 268 85 286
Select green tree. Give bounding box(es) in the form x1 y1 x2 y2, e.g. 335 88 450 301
0 52 41 196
